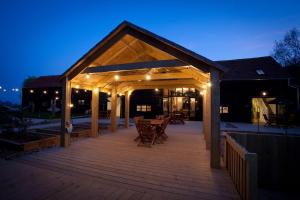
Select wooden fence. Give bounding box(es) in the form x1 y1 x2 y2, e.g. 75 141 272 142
224 133 257 200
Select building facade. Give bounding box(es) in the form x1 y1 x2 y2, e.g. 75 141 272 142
22 56 298 124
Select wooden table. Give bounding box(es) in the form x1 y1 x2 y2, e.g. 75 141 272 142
134 119 164 143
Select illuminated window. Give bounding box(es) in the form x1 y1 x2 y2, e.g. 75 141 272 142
220 106 229 114
137 105 152 112
146 105 151 111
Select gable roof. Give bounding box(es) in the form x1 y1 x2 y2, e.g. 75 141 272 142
62 21 225 80
23 75 61 88
217 56 291 81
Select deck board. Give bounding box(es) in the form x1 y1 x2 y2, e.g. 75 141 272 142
0 121 239 200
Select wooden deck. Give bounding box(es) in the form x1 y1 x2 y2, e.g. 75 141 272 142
0 121 239 200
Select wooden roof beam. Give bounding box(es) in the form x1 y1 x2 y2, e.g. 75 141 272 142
83 59 186 74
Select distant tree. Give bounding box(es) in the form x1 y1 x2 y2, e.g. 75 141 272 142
22 76 37 88
272 28 300 67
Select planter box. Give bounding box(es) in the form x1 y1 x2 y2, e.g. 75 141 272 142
0 132 59 152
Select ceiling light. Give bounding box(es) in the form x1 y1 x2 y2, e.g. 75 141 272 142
207 82 212 87
86 74 90 79
146 75 151 80
75 85 79 89
114 75 120 81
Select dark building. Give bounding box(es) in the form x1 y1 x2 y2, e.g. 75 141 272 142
22 56 299 124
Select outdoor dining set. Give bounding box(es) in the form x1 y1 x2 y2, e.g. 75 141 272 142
133 112 185 147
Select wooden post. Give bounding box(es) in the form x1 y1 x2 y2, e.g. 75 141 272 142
61 77 71 147
205 84 211 150
110 85 117 132
91 88 99 137
125 91 130 128
246 153 257 200
210 68 221 168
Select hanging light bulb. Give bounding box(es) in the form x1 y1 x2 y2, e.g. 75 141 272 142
114 75 120 81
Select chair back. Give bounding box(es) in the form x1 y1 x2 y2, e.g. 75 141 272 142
162 117 170 130
134 116 144 133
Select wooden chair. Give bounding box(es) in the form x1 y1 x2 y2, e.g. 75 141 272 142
157 117 170 141
137 120 157 147
134 116 144 141
263 114 277 127
170 112 185 124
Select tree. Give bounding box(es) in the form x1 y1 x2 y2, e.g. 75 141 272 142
22 76 37 88
272 28 300 67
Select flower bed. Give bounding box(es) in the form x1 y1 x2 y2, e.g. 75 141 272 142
0 132 59 153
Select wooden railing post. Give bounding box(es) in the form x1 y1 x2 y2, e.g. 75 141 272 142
245 153 257 200
224 133 258 200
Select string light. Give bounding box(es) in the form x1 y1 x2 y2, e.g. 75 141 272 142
43 90 47 94
155 88 159 92
55 97 59 100
200 90 207 95
3 89 6 92
70 103 74 108
75 90 79 93
207 82 212 87
0 86 2 89
30 89 34 93
114 75 120 81
55 91 59 94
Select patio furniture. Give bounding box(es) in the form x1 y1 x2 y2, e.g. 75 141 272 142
156 117 170 141
134 116 144 141
137 120 157 147
170 112 185 124
263 114 277 127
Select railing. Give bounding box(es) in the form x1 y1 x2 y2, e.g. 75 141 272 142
224 133 257 200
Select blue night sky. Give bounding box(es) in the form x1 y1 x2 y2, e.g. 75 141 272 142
0 0 299 103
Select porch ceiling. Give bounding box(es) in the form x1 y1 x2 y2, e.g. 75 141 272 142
70 34 210 93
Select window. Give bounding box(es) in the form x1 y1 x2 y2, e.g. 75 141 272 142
136 105 152 112
256 69 265 75
220 106 229 114
78 100 85 105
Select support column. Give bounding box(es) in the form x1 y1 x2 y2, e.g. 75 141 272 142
91 88 99 137
61 77 71 147
125 91 130 128
110 85 117 132
205 84 211 150
210 69 221 169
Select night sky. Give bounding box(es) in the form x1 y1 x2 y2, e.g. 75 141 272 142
0 0 299 103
